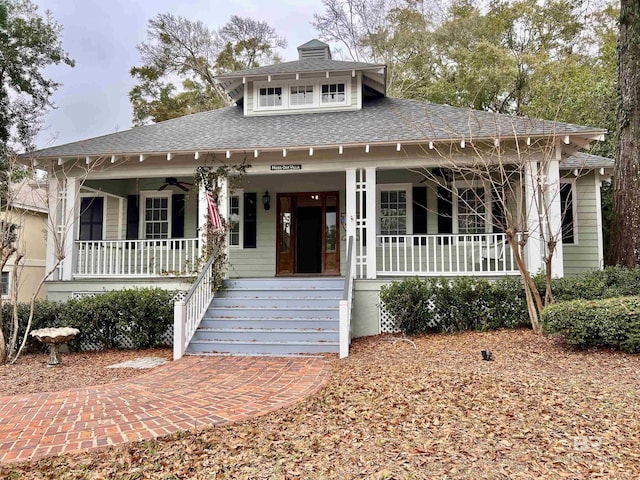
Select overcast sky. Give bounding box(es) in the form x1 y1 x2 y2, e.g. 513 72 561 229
35 0 322 149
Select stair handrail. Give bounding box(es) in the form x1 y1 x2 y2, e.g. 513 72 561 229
173 254 217 360
339 236 355 358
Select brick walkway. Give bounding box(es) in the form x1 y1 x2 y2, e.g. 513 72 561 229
0 355 331 464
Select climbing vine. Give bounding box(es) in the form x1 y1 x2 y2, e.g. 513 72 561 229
194 156 249 290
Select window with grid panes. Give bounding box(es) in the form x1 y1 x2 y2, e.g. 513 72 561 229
457 187 486 234
290 85 313 106
259 87 282 107
380 190 407 235
321 83 345 103
145 196 169 239
229 195 241 247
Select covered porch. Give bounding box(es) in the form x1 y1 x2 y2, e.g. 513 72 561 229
48 164 549 282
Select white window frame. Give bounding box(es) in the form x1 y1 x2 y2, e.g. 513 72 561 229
77 193 107 241
376 183 413 236
1 271 10 298
560 178 578 245
228 190 244 249
452 180 491 234
320 81 348 106
253 76 351 112
139 191 173 240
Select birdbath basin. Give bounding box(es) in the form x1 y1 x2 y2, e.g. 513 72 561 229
30 327 80 366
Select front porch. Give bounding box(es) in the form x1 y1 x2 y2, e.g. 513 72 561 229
69 233 520 278
51 167 539 283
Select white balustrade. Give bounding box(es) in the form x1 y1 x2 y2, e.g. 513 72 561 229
75 238 199 277
173 255 216 360
376 233 521 276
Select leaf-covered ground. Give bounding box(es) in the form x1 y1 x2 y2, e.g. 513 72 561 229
0 348 172 396
3 330 640 479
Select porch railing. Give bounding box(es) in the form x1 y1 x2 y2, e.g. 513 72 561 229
339 236 355 359
376 232 521 276
173 254 217 360
75 238 199 277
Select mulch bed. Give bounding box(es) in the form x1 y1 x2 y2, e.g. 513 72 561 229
0 348 172 397
2 330 640 479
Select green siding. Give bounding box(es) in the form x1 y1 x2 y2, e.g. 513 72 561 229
562 171 602 276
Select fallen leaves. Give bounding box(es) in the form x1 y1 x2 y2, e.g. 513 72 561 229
0 348 172 397
2 330 640 479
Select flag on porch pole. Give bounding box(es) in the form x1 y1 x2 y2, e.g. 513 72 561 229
205 190 223 230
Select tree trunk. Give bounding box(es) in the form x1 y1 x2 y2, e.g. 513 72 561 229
610 1 640 267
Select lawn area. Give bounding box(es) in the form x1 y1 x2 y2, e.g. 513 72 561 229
2 330 640 479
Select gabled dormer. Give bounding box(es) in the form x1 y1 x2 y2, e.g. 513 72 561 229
215 39 386 116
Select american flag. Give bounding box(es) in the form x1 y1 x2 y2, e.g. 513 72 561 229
206 191 223 230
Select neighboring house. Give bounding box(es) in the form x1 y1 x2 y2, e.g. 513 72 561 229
1 180 48 303
23 40 612 358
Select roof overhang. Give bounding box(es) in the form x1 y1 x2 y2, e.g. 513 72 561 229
216 65 387 104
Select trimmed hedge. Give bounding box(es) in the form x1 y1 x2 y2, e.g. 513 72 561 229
541 296 640 353
380 276 529 335
545 266 640 301
1 288 175 352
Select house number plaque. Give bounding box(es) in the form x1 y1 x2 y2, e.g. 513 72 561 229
270 164 302 171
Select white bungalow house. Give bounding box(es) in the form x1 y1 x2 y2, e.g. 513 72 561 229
24 40 612 359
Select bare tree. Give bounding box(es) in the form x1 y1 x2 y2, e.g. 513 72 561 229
0 152 107 364
410 133 582 332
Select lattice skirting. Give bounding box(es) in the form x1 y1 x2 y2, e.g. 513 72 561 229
379 297 441 333
379 299 400 333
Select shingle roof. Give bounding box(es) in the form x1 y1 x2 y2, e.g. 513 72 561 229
297 39 329 49
562 152 614 170
27 97 606 159
216 58 382 78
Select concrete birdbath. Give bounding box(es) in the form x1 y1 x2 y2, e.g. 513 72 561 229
30 327 80 366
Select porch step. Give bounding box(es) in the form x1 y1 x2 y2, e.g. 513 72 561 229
186 277 343 356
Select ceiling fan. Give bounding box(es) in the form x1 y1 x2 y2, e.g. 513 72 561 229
158 177 193 192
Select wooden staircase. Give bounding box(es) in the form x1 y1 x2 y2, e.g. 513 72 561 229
186 277 343 355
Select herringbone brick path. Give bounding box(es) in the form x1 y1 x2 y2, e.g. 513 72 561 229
0 355 330 464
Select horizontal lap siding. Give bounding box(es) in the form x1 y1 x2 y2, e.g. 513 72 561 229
562 171 602 276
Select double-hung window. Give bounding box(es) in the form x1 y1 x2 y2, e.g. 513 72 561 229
453 182 490 236
141 193 171 239
378 184 413 238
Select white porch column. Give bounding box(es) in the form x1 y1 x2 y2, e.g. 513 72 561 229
545 158 564 278
595 171 605 268
45 175 60 280
345 168 357 275
217 177 229 279
365 167 377 279
524 160 543 274
61 176 79 281
197 182 208 259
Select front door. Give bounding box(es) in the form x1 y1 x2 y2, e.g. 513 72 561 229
276 192 340 275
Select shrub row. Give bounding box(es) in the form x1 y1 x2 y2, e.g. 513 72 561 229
380 266 640 337
1 288 175 352
380 276 529 335
541 297 640 353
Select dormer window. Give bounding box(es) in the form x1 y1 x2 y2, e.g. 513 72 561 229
259 87 283 108
321 83 346 104
290 85 314 106
253 77 351 113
